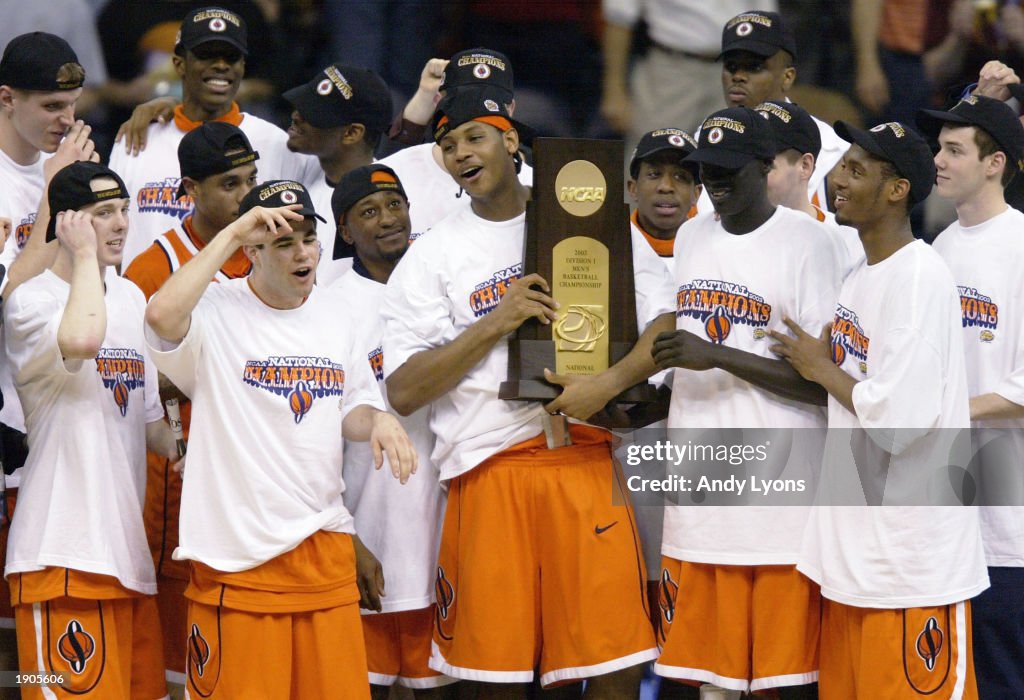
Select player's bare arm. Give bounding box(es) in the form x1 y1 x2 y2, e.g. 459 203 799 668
969 393 1024 421
146 205 303 343
7 122 99 297
770 317 856 411
655 322 829 406
544 312 675 420
386 272 559 415
353 534 385 612
55 210 106 359
342 405 418 484
114 96 178 155
402 58 448 126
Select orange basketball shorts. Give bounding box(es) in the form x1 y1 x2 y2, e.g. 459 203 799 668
363 606 455 689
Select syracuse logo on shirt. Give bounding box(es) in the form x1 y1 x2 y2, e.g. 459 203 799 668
242 356 345 424
14 212 35 250
95 348 145 416
469 263 522 317
958 286 998 342
676 279 771 343
830 305 870 374
137 177 193 219
368 347 384 382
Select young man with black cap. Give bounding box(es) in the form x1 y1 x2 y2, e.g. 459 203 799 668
755 100 864 278
330 164 455 699
917 95 1024 699
383 86 676 697
283 64 393 276
122 120 258 686
771 122 988 698
110 5 321 269
380 48 533 237
650 106 842 698
3 161 177 698
713 10 847 212
627 127 701 267
145 179 416 699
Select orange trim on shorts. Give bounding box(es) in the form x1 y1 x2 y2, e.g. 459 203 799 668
186 531 360 613
11 567 141 606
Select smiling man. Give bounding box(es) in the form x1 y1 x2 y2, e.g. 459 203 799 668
771 121 987 699
283 64 393 281
330 165 455 698
651 106 843 698
110 6 321 269
382 86 675 697
4 161 178 698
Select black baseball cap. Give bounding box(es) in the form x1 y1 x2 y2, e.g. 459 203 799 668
441 48 514 97
686 107 777 170
239 180 325 222
0 32 83 91
283 65 393 131
46 162 128 242
432 84 532 143
754 101 822 159
629 128 699 180
331 164 408 259
917 95 1024 174
720 11 797 60
175 6 248 57
177 122 259 198
834 121 936 205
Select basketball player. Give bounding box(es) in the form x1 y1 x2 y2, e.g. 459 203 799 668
4 161 176 698
917 95 1024 699
771 120 988 698
651 106 842 698
144 179 417 698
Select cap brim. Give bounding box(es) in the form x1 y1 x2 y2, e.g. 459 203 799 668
302 207 326 223
833 121 892 162
282 84 342 129
684 148 757 170
185 36 248 56
915 108 973 141
718 42 780 60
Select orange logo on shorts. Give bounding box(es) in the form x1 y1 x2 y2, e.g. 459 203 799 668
434 566 455 641
916 616 944 672
57 619 95 674
188 623 211 677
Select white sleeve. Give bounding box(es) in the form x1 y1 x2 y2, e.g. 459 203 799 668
603 0 640 26
794 233 843 337
992 269 1024 406
339 325 386 421
144 301 206 400
4 286 84 380
852 327 945 453
381 242 458 374
630 229 677 332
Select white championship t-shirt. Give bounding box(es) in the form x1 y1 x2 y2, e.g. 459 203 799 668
664 206 843 565
148 279 383 572
933 207 1024 567
332 268 445 614
4 271 162 593
382 205 675 480
799 240 989 608
111 113 323 269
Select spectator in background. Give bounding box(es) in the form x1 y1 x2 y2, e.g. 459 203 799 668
601 0 776 151
321 0 440 104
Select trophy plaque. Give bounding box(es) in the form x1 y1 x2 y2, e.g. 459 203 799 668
499 138 659 404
